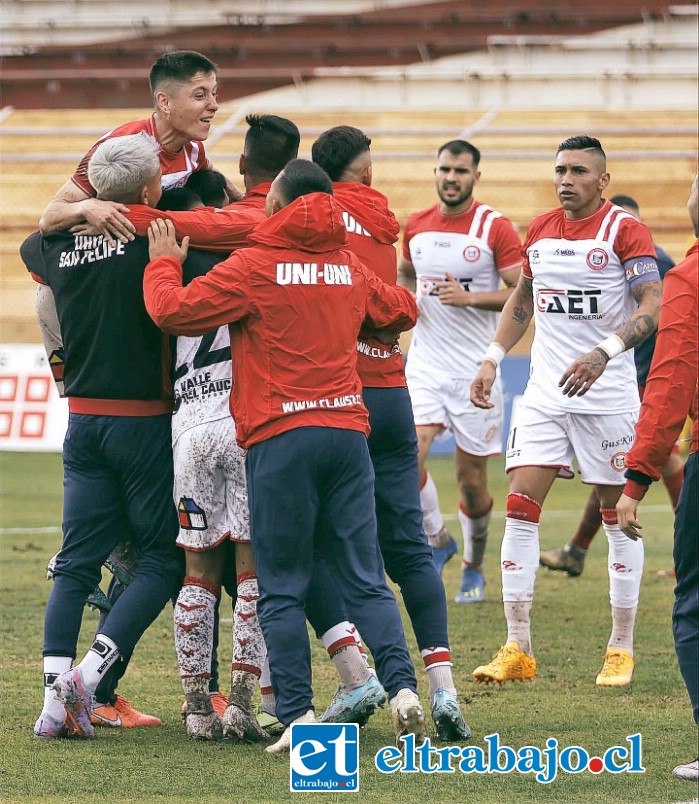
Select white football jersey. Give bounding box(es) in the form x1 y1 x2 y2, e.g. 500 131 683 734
171 326 232 443
403 200 522 378
522 201 657 414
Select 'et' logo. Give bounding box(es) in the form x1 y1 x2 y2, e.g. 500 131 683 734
290 723 359 792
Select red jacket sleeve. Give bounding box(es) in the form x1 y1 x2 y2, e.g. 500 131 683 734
356 258 418 331
144 253 255 336
623 248 698 499
127 206 261 252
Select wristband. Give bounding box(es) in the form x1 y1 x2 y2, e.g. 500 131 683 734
595 334 625 361
482 342 506 368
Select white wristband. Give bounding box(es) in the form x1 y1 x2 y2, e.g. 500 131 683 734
482 342 506 368
596 334 625 361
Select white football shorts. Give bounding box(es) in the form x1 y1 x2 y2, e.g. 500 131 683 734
406 365 503 456
173 417 250 550
504 400 639 485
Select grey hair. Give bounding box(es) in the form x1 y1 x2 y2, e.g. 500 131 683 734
87 133 161 202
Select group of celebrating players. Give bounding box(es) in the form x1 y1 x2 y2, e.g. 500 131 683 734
24 50 698 779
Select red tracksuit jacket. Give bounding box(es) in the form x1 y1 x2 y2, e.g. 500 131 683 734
624 239 698 500
331 182 407 389
144 192 418 448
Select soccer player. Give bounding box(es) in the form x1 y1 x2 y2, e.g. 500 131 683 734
39 50 239 243
469 135 662 687
540 194 684 577
25 133 183 739
144 158 427 752
398 140 522 602
617 173 698 782
309 126 469 740
166 115 300 742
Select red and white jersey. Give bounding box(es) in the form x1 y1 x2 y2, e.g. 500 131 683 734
522 200 657 414
402 200 521 377
71 115 209 197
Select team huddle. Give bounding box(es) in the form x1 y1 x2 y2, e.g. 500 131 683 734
22 51 698 777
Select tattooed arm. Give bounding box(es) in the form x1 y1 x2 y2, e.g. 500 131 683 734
470 273 534 408
559 279 662 398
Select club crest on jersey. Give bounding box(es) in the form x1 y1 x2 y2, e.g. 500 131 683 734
586 248 609 271
610 452 627 472
178 497 208 530
463 245 481 262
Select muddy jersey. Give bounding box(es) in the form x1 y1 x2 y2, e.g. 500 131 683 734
402 200 522 377
522 200 657 415
172 249 232 442
71 115 209 197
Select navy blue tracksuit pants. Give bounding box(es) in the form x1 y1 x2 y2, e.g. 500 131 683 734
306 386 449 651
44 414 182 659
673 450 698 724
247 426 417 726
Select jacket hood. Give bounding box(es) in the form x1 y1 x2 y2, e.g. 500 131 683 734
248 192 348 252
332 183 399 245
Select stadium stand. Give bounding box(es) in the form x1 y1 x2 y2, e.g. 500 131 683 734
0 1 696 342
0 0 678 107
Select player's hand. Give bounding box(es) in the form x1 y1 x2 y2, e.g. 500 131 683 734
69 223 101 236
80 198 136 246
435 272 470 307
559 349 608 397
225 180 245 203
148 218 189 263
470 361 496 409
616 493 643 541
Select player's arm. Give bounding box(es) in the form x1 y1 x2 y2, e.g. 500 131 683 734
470 273 534 409
397 255 417 294
359 259 418 333
35 285 65 397
433 264 521 310
144 219 252 336
559 275 662 398
617 269 696 539
125 205 259 251
39 179 136 244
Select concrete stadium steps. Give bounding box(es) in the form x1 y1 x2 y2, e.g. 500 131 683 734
1 0 674 107
1 106 696 341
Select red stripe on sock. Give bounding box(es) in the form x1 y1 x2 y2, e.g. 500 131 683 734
459 497 494 519
327 636 358 656
231 663 262 677
237 570 257 584
422 649 452 667
506 493 542 524
600 507 619 526
183 576 221 597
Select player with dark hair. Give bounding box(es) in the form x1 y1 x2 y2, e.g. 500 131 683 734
540 193 683 576
398 139 522 604
144 158 427 753
39 50 239 243
470 135 662 687
185 169 229 208
25 133 183 739
617 173 698 783
310 125 470 741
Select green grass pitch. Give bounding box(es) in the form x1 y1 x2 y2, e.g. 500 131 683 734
0 450 695 803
